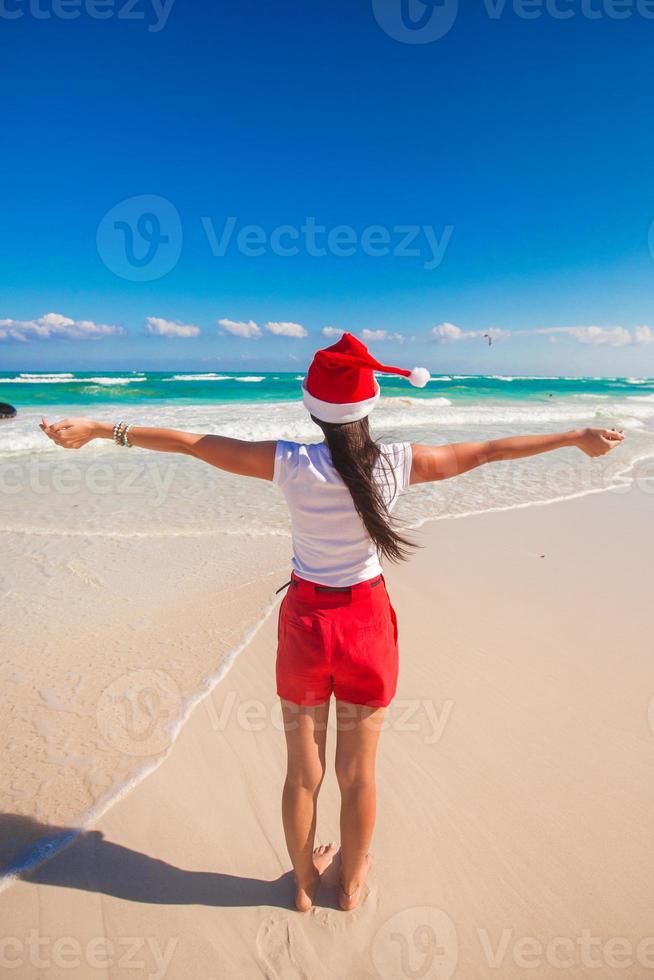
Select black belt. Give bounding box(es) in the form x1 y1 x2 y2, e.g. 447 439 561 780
275 575 382 594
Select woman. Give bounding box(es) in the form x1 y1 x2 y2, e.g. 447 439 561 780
40 332 624 913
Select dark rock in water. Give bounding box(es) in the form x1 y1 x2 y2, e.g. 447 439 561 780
0 403 17 418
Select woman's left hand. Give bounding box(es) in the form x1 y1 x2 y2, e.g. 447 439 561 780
575 426 625 458
40 417 97 450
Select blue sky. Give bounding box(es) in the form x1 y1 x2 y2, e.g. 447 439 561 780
2 0 654 374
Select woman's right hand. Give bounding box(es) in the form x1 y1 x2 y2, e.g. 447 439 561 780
40 417 99 450
575 426 625 458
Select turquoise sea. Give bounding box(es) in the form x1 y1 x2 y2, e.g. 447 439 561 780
2 367 654 887
2 369 654 413
2 368 653 533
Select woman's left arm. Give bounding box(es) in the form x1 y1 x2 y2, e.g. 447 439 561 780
410 426 625 484
40 417 277 481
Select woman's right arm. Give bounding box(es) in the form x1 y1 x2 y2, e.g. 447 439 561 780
410 427 624 485
40 418 277 481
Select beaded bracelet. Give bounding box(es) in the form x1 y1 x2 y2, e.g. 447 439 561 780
113 421 133 447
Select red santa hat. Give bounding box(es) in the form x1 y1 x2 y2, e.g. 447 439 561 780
302 331 430 423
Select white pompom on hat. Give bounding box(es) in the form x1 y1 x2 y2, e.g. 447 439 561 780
302 331 430 423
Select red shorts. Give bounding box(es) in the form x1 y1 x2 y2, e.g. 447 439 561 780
276 570 399 708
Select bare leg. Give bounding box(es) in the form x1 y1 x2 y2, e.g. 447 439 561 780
334 700 386 910
280 697 336 911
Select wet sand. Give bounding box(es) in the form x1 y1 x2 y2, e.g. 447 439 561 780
1 486 652 978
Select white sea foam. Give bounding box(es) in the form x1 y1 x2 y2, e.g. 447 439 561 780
82 377 147 386
479 375 579 381
170 374 232 381
3 377 77 384
234 376 265 382
4 394 654 457
3 376 147 385
19 373 74 379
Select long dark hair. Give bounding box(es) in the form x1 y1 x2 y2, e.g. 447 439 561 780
310 414 419 563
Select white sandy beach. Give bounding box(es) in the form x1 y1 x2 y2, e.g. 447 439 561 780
1 483 652 980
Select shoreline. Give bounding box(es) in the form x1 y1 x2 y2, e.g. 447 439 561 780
0 583 285 893
1 457 652 894
4 435 654 539
1 486 651 978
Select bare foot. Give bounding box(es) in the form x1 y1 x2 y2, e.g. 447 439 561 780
338 853 373 911
294 843 338 912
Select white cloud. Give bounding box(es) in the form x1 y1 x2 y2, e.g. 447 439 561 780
217 318 262 339
265 321 308 338
146 316 200 338
431 322 464 341
533 326 636 347
0 312 124 343
569 326 631 347
634 325 654 345
321 326 343 339
361 329 405 343
430 322 509 343
429 321 654 348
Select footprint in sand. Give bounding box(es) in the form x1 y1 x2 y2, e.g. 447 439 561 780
256 870 379 979
256 916 324 980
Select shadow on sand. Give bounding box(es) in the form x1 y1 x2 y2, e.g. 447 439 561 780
0 813 296 909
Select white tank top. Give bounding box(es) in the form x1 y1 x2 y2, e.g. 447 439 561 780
273 439 413 587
